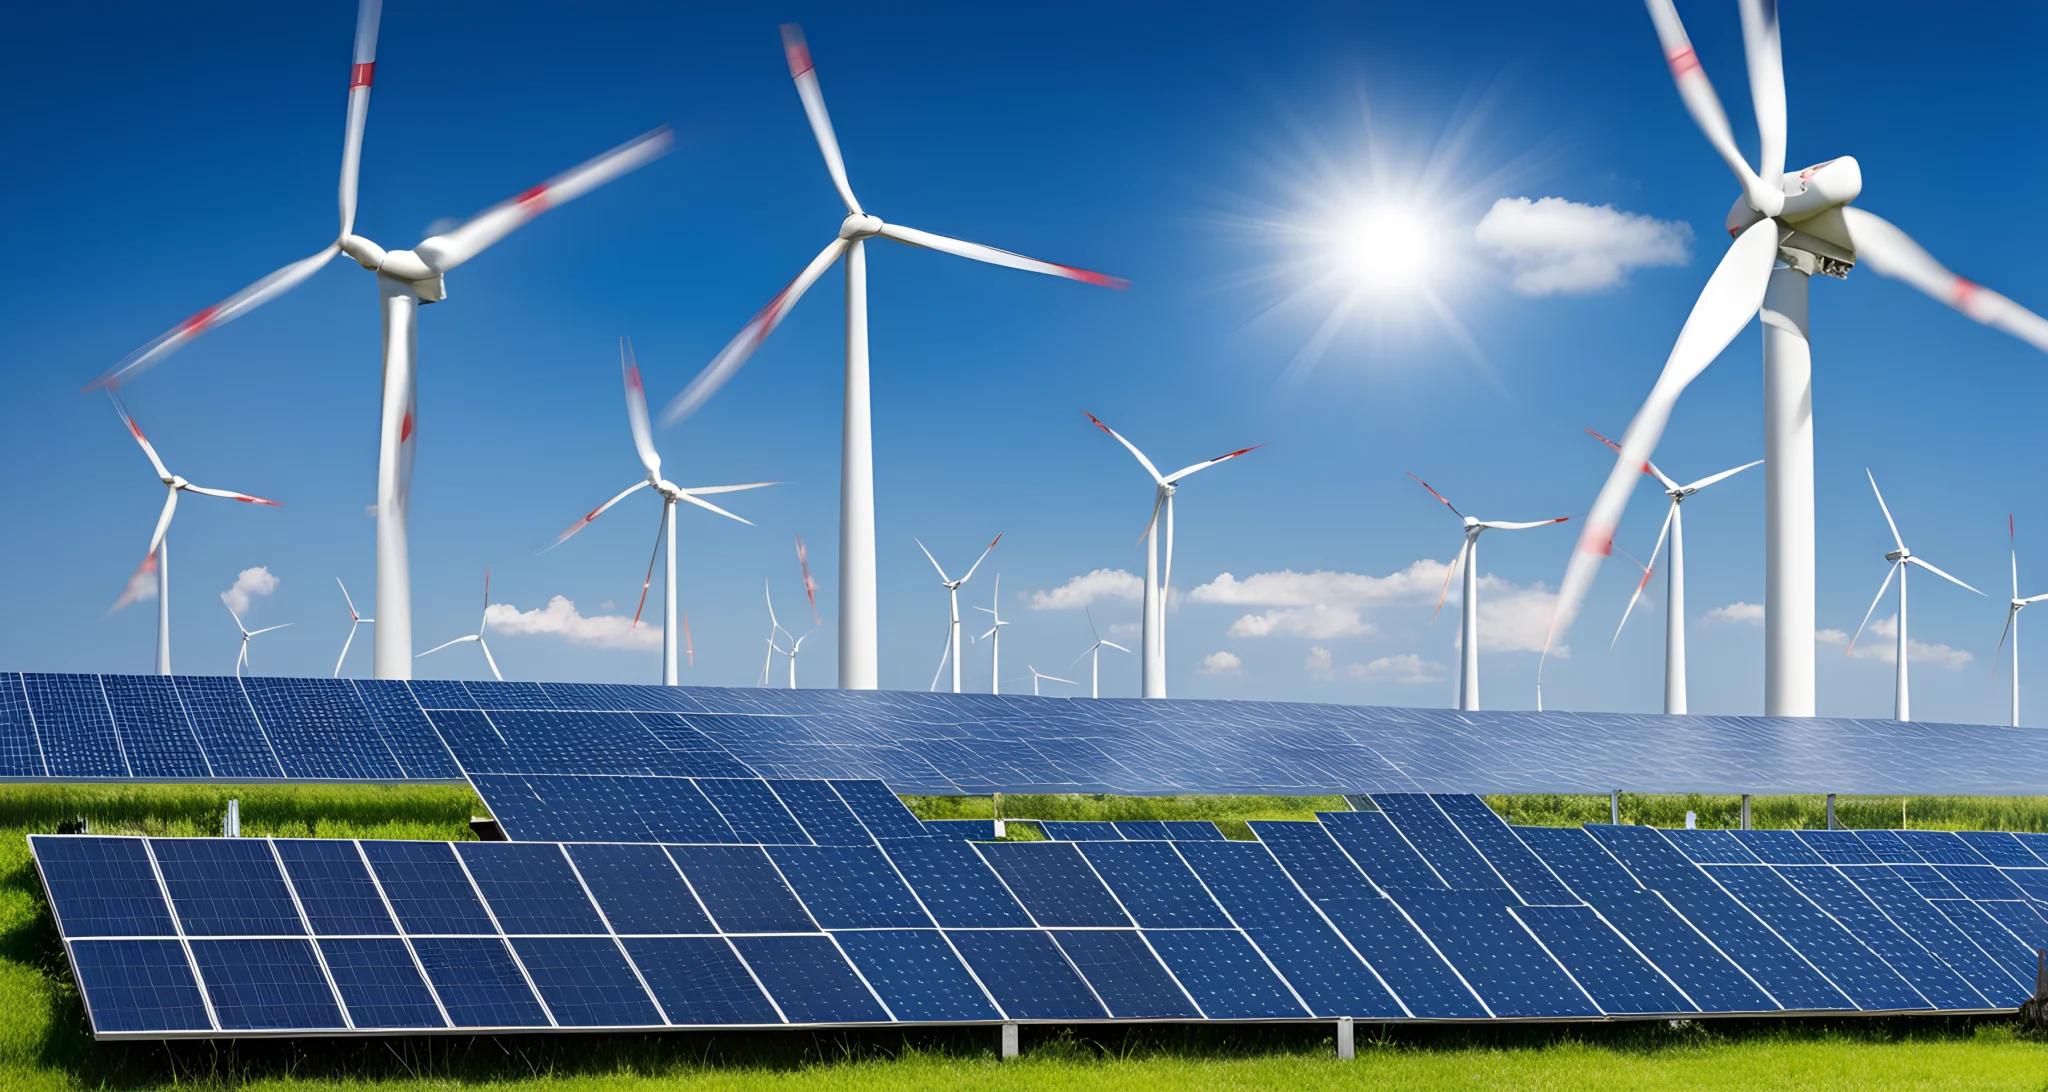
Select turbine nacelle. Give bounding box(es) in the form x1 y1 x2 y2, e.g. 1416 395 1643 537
1724 157 1864 278
838 213 885 240
340 236 447 301
1884 548 1909 563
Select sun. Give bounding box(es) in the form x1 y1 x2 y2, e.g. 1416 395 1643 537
1336 205 1434 286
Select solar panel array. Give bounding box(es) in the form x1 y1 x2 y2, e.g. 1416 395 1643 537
34 790 2048 1037
8 672 2047 795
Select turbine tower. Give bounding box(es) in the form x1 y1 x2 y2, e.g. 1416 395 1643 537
93 0 671 681
1590 429 1761 713
333 578 374 678
659 24 1127 691
417 570 502 682
918 535 1001 695
1072 608 1131 699
1086 413 1260 698
1552 0 2048 715
1410 473 1569 712
1995 517 2048 728
549 340 777 685
108 396 281 675
1847 471 1982 721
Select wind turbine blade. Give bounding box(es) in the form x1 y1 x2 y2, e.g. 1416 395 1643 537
631 503 667 629
1611 536 1665 652
1478 517 1571 531
477 637 503 682
248 623 294 637
673 490 753 525
335 623 356 678
147 488 179 557
416 635 473 658
2025 593 2048 606
680 482 781 496
779 24 862 215
1906 556 1984 596
2012 514 2020 600
109 395 173 481
547 480 650 551
1136 488 1165 548
930 633 951 692
765 579 781 633
1839 207 2048 354
181 484 283 506
336 577 360 622
659 238 850 426
1085 412 1166 484
226 603 250 638
1736 0 1786 192
795 533 820 624
1641 502 1676 576
1585 427 1681 492
91 245 343 390
411 126 673 274
959 533 1002 586
915 538 951 583
1042 674 1076 686
1163 444 1265 484
338 0 382 238
1865 469 1904 552
981 626 1001 642
109 552 160 614
1845 563 1899 657
620 338 661 479
1995 605 2018 670
1086 606 1101 641
1681 459 1764 493
1406 472 1465 520
1642 0 1779 216
1101 640 1131 654
875 223 1128 289
1433 539 1468 624
1547 218 1779 662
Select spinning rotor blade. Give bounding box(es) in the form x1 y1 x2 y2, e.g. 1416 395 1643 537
632 502 667 629
960 533 1003 586
1433 538 1469 624
1865 469 1905 552
94 245 342 390
1547 218 1778 660
247 623 294 637
1845 563 1899 657
146 488 179 557
680 482 781 496
620 338 661 478
1905 556 1983 597
1406 472 1465 520
416 634 478 658
1585 427 1679 492
779 24 861 215
339 0 382 237
110 395 172 481
476 637 503 682
915 538 952 583
1478 517 1570 531
182 484 283 506
109 552 159 614
1682 459 1763 493
411 126 673 274
1736 0 1786 192
336 577 362 622
659 237 849 426
1163 444 1264 485
796 534 820 624
876 223 1128 290
547 481 649 551
1841 208 2048 354
1613 507 1675 649
1084 412 1165 483
674 490 751 525
1642 0 1780 216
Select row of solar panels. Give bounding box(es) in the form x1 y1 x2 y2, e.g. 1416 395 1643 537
34 791 2048 1036
8 672 2047 795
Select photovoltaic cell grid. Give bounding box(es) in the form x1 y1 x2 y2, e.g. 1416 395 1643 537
32 792 2048 1038
9 672 2048 795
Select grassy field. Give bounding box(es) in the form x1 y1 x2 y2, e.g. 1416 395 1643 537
4 784 2048 1090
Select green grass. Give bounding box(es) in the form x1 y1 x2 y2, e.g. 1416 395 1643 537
3 783 2048 1090
1488 793 2048 832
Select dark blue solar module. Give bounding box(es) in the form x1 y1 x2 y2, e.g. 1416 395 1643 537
1078 841 1232 929
1512 904 1693 1015
456 843 605 935
508 937 662 1026
26 673 126 777
727 935 890 1023
833 930 999 1022
0 672 41 776
31 836 177 937
1143 929 1307 1019
101 675 207 779
353 680 462 779
2003 868 2048 904
1930 900 2039 988
244 677 402 780
1730 830 1825 866
187 938 344 1030
1393 890 1598 1018
1041 821 1124 841
359 841 496 935
946 929 1107 1020
1663 829 1759 865
1955 831 2042 868
880 840 1033 928
1318 811 1449 892
1432 795 1575 905
1049 929 1199 1018
68 940 213 1033
171 676 282 779
976 842 1131 928
1581 889 1776 1012
1839 866 2027 1005
565 843 714 934
829 779 933 840
1514 825 1645 900
1368 795 1510 893
1796 830 1882 865
151 838 304 936
697 778 810 844
1935 866 2027 902
667 845 817 934
1852 829 1926 865
1978 899 2048 952
768 779 875 846
1775 866 1986 1009
920 819 997 841
408 937 550 1027
1112 821 1172 841
1889 864 1964 900
274 840 397 936
1895 830 1987 866
317 938 445 1028
1160 821 1227 841
622 937 782 1025
767 845 929 929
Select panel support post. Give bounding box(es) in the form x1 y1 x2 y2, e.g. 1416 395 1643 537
1000 1022 1018 1060
222 799 240 838
1826 793 1840 830
1336 1016 1355 1060
1741 794 1752 830
1609 790 1620 825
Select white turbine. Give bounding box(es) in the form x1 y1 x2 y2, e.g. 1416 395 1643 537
761 581 792 688
919 535 1002 695
417 570 502 682
1410 473 1569 713
333 578 374 678
107 395 281 675
1552 0 2048 716
973 574 1010 695
1086 412 1261 699
226 604 292 679
1995 517 2048 728
92 0 672 682
659 23 1127 691
1591 428 1761 714
1846 471 1982 721
1071 607 1131 699
549 340 777 685
1024 665 1076 697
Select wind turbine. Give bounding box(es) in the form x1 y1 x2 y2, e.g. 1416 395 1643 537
1086 413 1261 698
91 0 672 682
1071 608 1131 699
1846 471 1982 721
1995 517 2048 727
417 570 502 682
918 535 1002 695
226 604 292 679
1024 665 1076 697
1552 0 2048 717
973 575 1010 695
1410 473 1569 712
658 24 1127 692
548 340 777 685
107 395 281 675
333 578 374 678
1590 428 1761 713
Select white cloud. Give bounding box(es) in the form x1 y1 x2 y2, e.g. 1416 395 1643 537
485 596 661 651
1227 604 1375 640
1707 602 1765 625
1349 654 1447 684
219 567 279 616
1192 561 1564 655
1475 197 1692 296
1815 616 1971 669
1305 646 1335 679
1109 622 1140 636
1198 651 1243 676
1030 569 1142 610
1190 563 1446 607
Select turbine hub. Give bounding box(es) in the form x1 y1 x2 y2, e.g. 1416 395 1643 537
1885 548 1908 562
839 213 884 240
169 475 188 490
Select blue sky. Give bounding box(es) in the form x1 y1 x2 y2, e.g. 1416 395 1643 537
4 1 2046 723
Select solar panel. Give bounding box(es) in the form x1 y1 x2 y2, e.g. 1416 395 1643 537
1929 900 2038 986
768 779 875 846
621 936 782 1025
1510 904 1693 1015
1143 929 1307 1018
32 836 177 937
352 680 462 779
1369 795 1511 894
507 936 662 1026
1698 864 1925 1011
67 939 213 1033
1838 866 2027 1005
828 780 931 840
832 929 1000 1022
408 937 551 1027
0 673 43 776
171 676 281 779
101 676 207 779
359 841 497 935
187 938 344 1030
1040 821 1124 841
667 845 817 934
317 938 445 1028
1391 890 1599 1018
456 843 606 935
766 846 929 929
1775 865 1986 1009
1431 795 1576 905
727 935 890 1023
919 819 997 841
276 840 398 936
1077 842 1232 929
564 843 714 935
1047 930 1199 1018
1730 830 1824 866
1955 831 2042 868
880 840 1033 928
1796 830 1882 865
244 678 401 780
945 929 1107 1020
151 838 304 936
697 778 810 844
26 673 126 777
1318 812 1447 892
975 842 1131 928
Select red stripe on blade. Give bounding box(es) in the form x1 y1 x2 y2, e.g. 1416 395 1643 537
1058 265 1131 290
180 306 220 336
400 413 413 443
1667 48 1700 77
350 62 376 88
516 185 550 213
